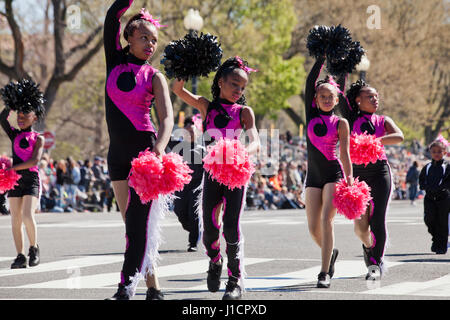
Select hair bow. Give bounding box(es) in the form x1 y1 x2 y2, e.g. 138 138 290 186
235 56 258 73
139 8 167 29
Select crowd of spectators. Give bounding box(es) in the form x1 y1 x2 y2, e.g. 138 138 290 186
1 133 434 215
37 154 116 213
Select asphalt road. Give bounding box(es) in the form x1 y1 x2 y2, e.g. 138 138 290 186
0 199 449 312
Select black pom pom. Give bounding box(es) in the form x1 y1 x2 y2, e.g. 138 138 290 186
1 78 45 119
306 25 331 60
306 25 365 76
161 32 223 81
327 40 365 76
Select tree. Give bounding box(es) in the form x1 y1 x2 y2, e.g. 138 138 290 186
284 0 450 144
163 0 305 127
0 0 104 129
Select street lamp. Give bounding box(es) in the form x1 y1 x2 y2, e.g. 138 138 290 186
184 9 203 115
184 9 204 33
356 54 370 82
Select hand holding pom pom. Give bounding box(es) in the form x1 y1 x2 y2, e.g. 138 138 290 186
128 149 193 204
0 156 21 194
333 177 372 220
0 79 45 119
350 132 385 166
161 32 223 81
306 24 364 76
203 138 255 190
128 149 164 203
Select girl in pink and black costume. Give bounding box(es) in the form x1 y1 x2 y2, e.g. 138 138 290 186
304 56 353 289
339 79 404 279
0 79 45 269
104 0 173 300
173 57 260 300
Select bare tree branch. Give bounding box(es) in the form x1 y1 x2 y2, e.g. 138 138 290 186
64 25 103 60
60 37 103 82
3 0 29 79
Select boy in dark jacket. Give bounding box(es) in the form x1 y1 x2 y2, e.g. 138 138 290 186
419 140 450 254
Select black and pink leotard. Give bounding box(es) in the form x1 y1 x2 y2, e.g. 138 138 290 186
0 108 40 197
203 99 244 146
199 99 247 286
104 0 165 297
304 58 343 188
104 0 158 181
338 90 392 269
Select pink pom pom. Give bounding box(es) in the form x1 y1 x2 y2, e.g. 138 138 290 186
333 178 372 220
350 132 385 166
0 156 21 194
128 149 164 203
128 150 193 204
203 138 255 190
160 153 193 194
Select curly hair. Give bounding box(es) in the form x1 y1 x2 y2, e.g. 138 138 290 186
211 57 248 106
346 79 370 112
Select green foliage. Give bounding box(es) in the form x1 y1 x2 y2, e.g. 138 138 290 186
396 120 424 143
190 0 305 120
230 0 305 119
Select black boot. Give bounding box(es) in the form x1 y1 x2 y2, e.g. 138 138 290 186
328 248 339 278
0 205 9 215
362 244 373 267
146 287 164 300
28 245 40 267
11 253 27 269
106 283 130 300
317 271 331 288
207 257 223 292
222 280 242 300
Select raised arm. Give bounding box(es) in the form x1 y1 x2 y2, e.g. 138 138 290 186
171 79 210 120
104 0 134 65
304 57 325 121
0 107 15 140
336 74 353 122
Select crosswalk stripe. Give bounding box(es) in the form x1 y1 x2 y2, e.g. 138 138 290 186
362 274 450 297
3 255 448 298
0 255 124 278
15 257 272 289
183 260 404 291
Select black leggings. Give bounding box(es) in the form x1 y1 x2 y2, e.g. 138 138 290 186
424 196 450 251
201 173 246 282
354 161 392 265
119 186 165 296
174 185 201 246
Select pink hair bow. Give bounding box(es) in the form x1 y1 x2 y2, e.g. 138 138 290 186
235 56 258 73
327 77 343 94
139 8 167 29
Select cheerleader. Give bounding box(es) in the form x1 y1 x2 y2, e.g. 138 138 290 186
303 56 353 288
339 79 404 279
172 56 260 300
0 79 45 269
104 0 174 300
